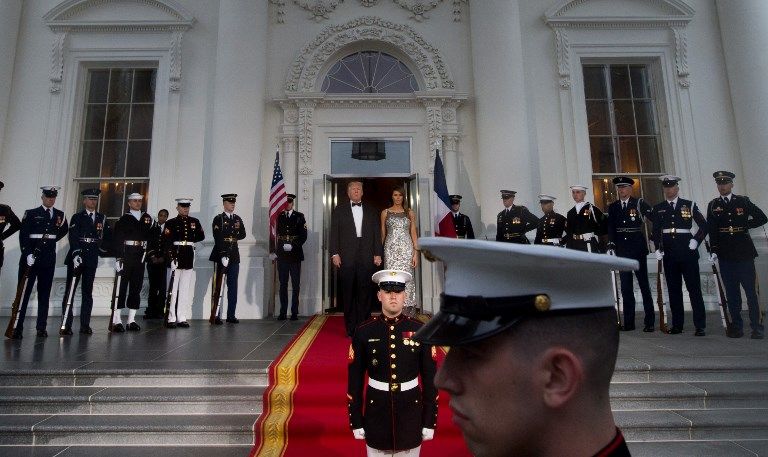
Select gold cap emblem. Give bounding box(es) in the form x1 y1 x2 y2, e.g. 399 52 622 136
534 294 551 312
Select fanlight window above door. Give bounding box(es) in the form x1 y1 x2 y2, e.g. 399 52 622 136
321 51 419 94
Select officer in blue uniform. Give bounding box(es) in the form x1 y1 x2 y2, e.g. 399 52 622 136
348 270 437 456
0 181 22 276
496 190 538 244
60 188 110 335
209 193 247 324
651 176 708 335
13 186 68 339
565 185 607 253
144 209 169 320
534 194 566 246
706 171 768 339
449 195 474 239
606 177 655 332
270 193 307 321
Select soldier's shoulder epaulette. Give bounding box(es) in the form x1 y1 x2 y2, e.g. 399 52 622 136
357 316 379 330
404 316 425 327
0 203 10 210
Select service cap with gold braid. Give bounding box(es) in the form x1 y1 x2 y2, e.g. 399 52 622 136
713 170 735 184
414 238 638 346
372 269 412 292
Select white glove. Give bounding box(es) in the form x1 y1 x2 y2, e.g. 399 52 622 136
269 253 277 261
607 249 616 256
688 239 698 250
421 427 434 441
26 254 35 266
221 257 229 268
352 428 365 440
170 260 179 271
283 243 293 252
709 252 718 263
114 260 123 272
654 250 664 261
73 255 83 268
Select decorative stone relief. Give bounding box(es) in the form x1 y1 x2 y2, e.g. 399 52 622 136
672 26 690 87
423 99 443 172
296 100 316 176
393 0 443 22
553 28 571 89
269 0 467 23
49 32 67 93
361 0 381 6
269 0 286 23
169 31 184 91
452 0 468 22
294 0 343 22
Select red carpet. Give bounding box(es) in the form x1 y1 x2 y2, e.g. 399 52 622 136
251 315 471 457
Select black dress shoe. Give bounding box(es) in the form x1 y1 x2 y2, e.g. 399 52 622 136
694 328 706 336
59 328 73 336
36 330 48 338
214 317 223 325
127 322 141 332
79 327 93 335
277 315 287 321
177 321 190 328
112 323 125 333
11 329 23 340
166 322 177 329
669 327 683 334
751 331 764 340
643 326 654 333
226 318 239 324
290 315 298 321
620 325 635 331
727 327 744 338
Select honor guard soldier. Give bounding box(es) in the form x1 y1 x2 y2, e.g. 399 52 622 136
534 194 566 246
0 181 22 276
270 193 307 321
209 193 247 324
606 177 655 332
413 238 635 457
111 192 153 332
13 186 68 339
144 209 169 319
651 176 708 336
348 270 437 457
164 198 205 328
706 171 768 339
449 195 474 239
565 185 607 253
60 189 110 335
496 190 538 244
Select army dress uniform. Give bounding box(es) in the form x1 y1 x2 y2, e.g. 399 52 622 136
651 176 708 334
272 194 307 320
15 187 68 338
144 219 167 319
163 199 205 327
449 195 474 239
606 178 655 331
496 191 538 244
61 189 111 334
0 181 22 273
209 194 247 323
707 171 768 338
534 195 566 246
565 186 607 253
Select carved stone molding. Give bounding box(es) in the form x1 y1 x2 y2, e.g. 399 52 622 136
296 100 317 176
270 0 467 23
553 28 570 89
393 0 443 22
49 32 68 93
294 0 343 22
285 16 454 92
169 31 184 91
672 26 690 87
423 99 443 173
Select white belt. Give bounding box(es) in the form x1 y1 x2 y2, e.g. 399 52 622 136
29 234 56 239
542 238 561 244
368 377 418 392
173 241 195 246
662 228 691 234
573 232 595 240
124 240 147 246
79 237 98 243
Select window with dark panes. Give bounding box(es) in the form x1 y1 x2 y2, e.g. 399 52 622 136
76 68 156 222
582 64 664 211
321 51 419 94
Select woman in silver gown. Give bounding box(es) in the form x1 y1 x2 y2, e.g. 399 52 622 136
380 186 419 309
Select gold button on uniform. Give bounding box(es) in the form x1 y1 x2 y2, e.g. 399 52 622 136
390 344 395 349
391 374 397 380
391 364 396 369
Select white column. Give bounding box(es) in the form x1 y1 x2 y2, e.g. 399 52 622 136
716 0 768 202
281 136 298 197
0 0 22 162
443 134 459 192
469 0 534 226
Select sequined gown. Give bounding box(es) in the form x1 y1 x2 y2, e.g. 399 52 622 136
383 210 416 307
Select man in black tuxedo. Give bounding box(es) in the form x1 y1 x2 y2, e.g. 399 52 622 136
330 181 383 337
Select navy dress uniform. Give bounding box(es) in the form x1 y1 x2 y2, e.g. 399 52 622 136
706 171 768 339
606 177 655 331
534 194 567 246
271 193 307 321
651 176 709 335
163 198 205 327
496 190 538 244
111 192 153 332
144 212 168 319
348 270 438 456
0 181 22 274
60 189 110 335
14 186 68 338
565 185 607 253
209 194 247 324
449 195 474 239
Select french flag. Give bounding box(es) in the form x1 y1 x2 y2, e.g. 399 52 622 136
433 150 457 238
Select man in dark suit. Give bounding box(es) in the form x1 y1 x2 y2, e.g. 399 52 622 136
0 181 22 276
330 180 383 337
606 177 655 332
271 193 307 321
144 209 168 320
449 195 474 239
707 171 768 339
209 194 247 324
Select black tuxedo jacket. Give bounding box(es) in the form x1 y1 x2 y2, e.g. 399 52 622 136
329 201 382 264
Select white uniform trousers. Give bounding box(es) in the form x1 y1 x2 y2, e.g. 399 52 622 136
366 445 421 457
166 268 195 323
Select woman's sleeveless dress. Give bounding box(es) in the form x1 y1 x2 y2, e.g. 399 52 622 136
383 210 416 308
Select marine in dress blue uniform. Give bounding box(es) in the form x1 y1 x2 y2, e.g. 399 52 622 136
449 195 474 239
651 176 708 335
496 190 538 244
706 171 768 339
606 177 655 332
348 270 438 456
14 186 68 338
270 193 307 321
0 181 22 275
209 194 247 324
163 198 205 327
534 194 567 246
565 185 607 253
60 189 110 335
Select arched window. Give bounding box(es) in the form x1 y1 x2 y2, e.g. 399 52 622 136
321 51 419 94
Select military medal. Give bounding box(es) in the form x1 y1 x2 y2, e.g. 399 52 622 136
736 207 744 215
513 217 521 224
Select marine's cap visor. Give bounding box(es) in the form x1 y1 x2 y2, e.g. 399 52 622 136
378 281 406 292
414 308 526 346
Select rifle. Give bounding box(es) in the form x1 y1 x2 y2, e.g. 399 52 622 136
209 262 227 324
656 259 670 333
5 267 31 339
704 241 733 332
108 270 122 332
611 270 622 328
59 268 82 334
164 268 177 327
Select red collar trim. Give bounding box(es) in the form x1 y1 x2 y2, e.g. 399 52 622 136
594 428 624 457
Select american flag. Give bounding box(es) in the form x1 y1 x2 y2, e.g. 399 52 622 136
269 150 289 241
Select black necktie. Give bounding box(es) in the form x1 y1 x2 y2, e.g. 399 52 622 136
89 212 95 223
622 201 627 210
47 208 52 219
352 202 361 207
723 196 729 205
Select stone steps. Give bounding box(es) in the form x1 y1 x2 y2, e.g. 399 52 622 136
610 381 768 410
